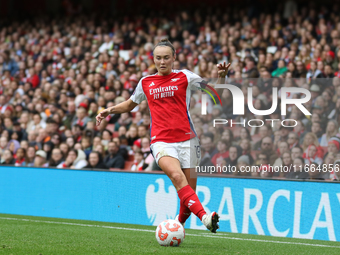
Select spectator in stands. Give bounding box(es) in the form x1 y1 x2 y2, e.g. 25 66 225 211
294 120 307 145
101 129 113 148
239 139 254 165
235 155 251 177
1 50 19 76
26 146 36 166
235 127 251 144
278 152 292 178
104 141 125 169
64 101 77 130
72 104 91 128
14 148 27 166
1 2 340 181
26 113 46 132
307 163 325 180
320 120 339 146
0 136 8 158
50 133 62 148
81 137 92 158
57 149 87 169
201 133 218 158
211 140 229 166
43 141 54 161
307 61 324 82
224 145 241 170
272 59 287 77
84 151 106 170
259 164 273 178
126 124 139 146
131 149 145 171
252 125 271 151
118 126 127 137
34 150 48 167
93 140 106 157
286 156 309 179
279 126 291 142
311 121 323 142
59 143 70 159
137 125 148 138
49 148 64 167
303 144 323 165
27 130 38 147
291 146 303 161
114 112 132 132
0 95 10 115
200 146 213 168
323 153 335 180
302 132 324 159
326 136 340 157
113 137 128 160
256 151 270 168
8 138 20 155
310 84 321 104
244 57 259 78
276 141 290 158
1 149 15 165
287 132 299 149
260 136 277 165
140 137 153 166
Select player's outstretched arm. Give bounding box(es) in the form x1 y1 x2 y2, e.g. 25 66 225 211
215 61 231 85
202 62 231 88
96 99 138 126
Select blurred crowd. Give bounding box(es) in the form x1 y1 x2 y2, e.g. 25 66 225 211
1 1 340 181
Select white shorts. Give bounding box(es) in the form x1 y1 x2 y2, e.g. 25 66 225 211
150 137 201 169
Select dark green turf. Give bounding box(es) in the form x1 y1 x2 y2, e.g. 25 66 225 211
0 214 339 254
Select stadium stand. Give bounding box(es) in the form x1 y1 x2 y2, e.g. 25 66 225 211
0 1 340 180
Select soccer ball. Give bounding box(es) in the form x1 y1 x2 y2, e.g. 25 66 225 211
155 219 185 246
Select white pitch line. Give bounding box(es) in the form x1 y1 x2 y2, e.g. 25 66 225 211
0 217 339 249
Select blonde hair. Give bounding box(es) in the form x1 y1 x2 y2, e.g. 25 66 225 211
302 132 319 150
326 120 339 141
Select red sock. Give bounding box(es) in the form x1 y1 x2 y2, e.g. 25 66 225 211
178 202 191 223
177 185 206 221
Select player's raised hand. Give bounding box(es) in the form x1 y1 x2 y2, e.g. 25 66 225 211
96 109 110 126
216 62 231 78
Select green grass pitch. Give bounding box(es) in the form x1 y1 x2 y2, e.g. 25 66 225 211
0 214 339 254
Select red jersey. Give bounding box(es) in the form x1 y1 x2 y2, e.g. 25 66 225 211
130 69 203 144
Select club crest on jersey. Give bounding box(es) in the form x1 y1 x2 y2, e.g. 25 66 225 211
149 82 156 87
171 78 180 82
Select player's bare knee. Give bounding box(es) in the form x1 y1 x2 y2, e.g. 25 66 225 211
169 172 185 188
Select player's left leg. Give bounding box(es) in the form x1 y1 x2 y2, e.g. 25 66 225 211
183 168 197 191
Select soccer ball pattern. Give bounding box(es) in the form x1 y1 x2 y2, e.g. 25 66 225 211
155 219 185 246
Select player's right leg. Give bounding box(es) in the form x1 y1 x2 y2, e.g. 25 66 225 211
201 212 220 233
175 168 197 227
182 168 219 233
158 156 214 231
158 156 206 219
157 156 189 191
152 140 219 233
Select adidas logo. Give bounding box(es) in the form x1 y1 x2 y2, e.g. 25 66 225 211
188 199 196 208
149 82 155 87
171 78 180 82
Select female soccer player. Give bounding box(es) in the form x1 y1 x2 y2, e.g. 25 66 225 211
96 39 230 233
